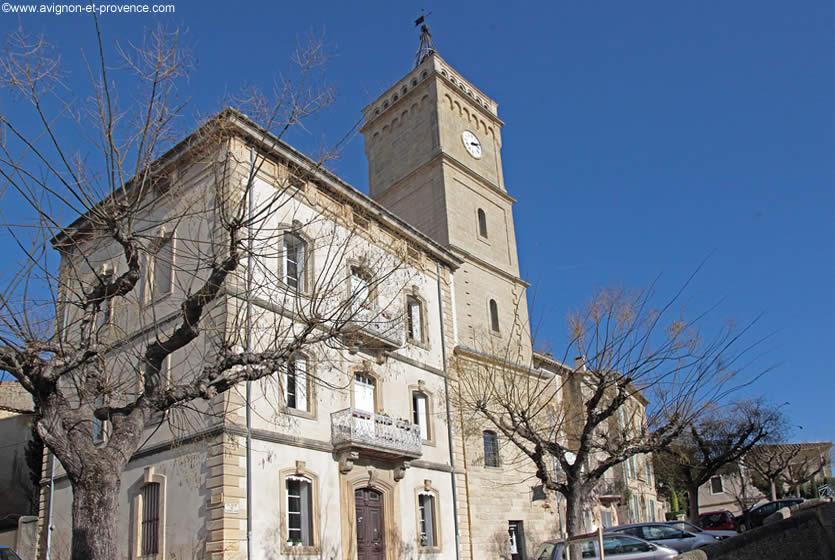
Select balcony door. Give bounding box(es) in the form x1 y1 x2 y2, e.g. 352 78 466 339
355 488 385 560
354 373 376 413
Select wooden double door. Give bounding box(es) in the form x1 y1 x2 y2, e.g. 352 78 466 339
355 488 385 560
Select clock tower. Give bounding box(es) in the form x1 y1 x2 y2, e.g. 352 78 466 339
361 42 533 361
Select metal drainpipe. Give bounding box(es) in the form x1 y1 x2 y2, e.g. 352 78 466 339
436 261 461 560
245 148 255 560
44 453 56 560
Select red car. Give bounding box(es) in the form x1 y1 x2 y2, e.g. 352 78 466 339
698 510 737 532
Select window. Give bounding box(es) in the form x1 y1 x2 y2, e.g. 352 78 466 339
350 266 371 310
417 493 437 547
283 233 307 291
406 296 424 344
710 475 724 494
489 299 500 332
150 235 174 301
602 535 651 555
284 355 309 412
600 509 614 528
286 476 313 547
412 391 430 440
477 208 488 238
354 373 376 413
91 395 106 443
483 430 500 467
140 482 160 555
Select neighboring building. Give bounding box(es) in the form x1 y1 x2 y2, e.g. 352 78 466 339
697 441 833 516
35 35 659 560
0 380 38 556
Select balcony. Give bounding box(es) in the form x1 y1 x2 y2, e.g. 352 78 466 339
596 479 625 503
342 305 405 350
331 408 422 478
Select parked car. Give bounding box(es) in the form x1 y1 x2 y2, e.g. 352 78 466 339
698 510 737 532
609 522 718 552
735 498 804 531
536 533 678 559
0 548 23 560
666 519 737 540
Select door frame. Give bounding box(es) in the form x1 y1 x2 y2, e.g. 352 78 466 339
341 469 401 560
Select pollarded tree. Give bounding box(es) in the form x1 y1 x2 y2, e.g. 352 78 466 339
0 24 414 560
654 400 784 522
744 444 804 501
454 286 767 539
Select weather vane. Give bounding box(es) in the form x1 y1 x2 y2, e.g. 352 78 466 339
414 10 435 68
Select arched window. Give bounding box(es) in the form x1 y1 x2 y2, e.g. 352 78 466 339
284 355 309 412
483 430 500 467
283 232 307 291
406 295 424 344
285 476 314 546
489 299 500 333
477 208 488 238
411 391 430 440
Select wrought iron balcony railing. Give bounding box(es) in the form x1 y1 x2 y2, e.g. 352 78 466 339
331 408 422 459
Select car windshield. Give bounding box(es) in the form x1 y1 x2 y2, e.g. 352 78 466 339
603 536 650 555
671 521 703 533
701 513 728 527
642 525 686 540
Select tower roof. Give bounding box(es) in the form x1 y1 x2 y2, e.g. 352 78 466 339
414 21 435 68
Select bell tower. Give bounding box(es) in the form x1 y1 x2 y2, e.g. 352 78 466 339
361 30 532 361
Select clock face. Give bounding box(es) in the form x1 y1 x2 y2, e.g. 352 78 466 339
462 130 482 159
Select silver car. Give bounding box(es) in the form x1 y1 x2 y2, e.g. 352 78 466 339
667 519 737 540
536 533 678 559
609 522 718 552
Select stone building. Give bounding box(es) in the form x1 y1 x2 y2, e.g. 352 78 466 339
34 38 659 560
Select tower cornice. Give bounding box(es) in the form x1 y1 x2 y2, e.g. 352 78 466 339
361 53 503 131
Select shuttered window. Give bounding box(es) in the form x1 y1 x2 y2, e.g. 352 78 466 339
286 477 313 546
406 296 424 343
412 392 429 440
418 493 437 547
141 482 160 555
284 355 308 412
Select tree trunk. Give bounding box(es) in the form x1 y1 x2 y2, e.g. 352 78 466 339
687 484 700 524
564 487 591 559
769 478 777 501
70 474 121 560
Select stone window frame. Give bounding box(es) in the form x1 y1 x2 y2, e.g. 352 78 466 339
130 466 167 560
414 481 442 553
349 364 383 414
482 430 501 468
277 221 314 295
347 260 378 310
404 287 430 349
280 351 317 420
488 298 501 334
408 382 435 446
144 227 176 305
278 464 321 556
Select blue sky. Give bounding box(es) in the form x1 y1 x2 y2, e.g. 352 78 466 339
0 1 832 442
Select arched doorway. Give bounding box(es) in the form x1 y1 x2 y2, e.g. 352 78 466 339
355 488 385 560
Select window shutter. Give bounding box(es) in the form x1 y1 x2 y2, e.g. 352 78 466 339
413 393 428 440
300 480 312 546
295 357 308 412
409 299 422 342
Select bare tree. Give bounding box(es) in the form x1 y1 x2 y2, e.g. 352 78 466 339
779 446 827 498
744 444 803 501
454 287 766 540
0 23 413 560
654 400 783 522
